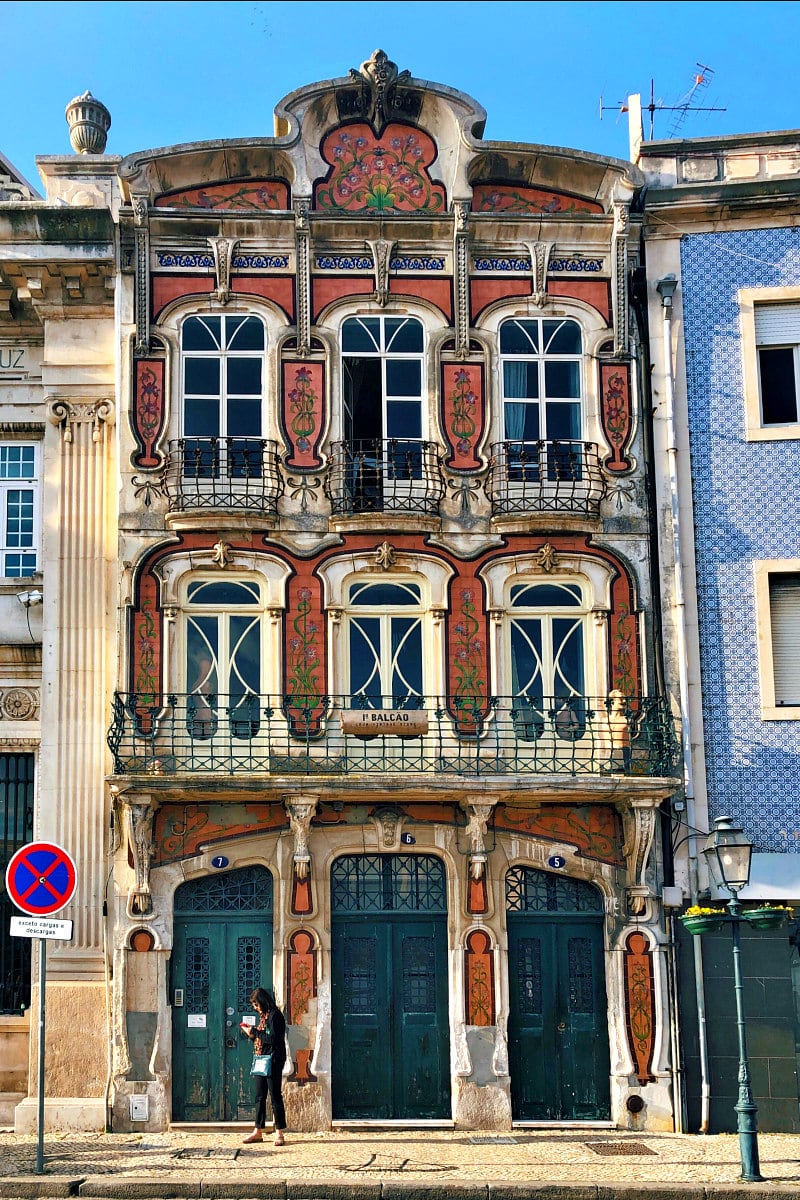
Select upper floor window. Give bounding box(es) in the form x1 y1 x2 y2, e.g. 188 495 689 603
0 443 38 578
181 315 265 473
499 318 583 447
183 577 264 737
346 579 424 706
740 289 800 441
754 560 800 719
342 316 424 445
508 580 588 738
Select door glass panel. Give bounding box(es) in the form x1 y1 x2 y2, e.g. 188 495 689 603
343 937 378 1013
505 867 604 913
516 936 543 1016
402 936 436 1012
188 580 260 605
386 402 422 440
503 361 539 399
349 615 382 701
237 936 262 1009
227 316 265 351
391 618 423 699
331 855 447 914
500 320 539 354
226 398 262 438
227 358 262 395
350 582 421 606
184 399 221 439
543 319 582 355
567 937 595 1013
185 937 210 1011
545 361 580 399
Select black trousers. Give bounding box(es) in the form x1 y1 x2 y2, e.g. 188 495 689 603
253 1061 286 1130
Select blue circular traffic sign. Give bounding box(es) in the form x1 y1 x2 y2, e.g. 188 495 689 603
5 842 77 916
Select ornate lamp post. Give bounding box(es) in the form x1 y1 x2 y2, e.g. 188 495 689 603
702 816 763 1183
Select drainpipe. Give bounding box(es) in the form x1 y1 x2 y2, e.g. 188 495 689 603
656 274 711 1133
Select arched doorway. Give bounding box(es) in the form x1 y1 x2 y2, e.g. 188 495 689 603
171 865 273 1121
331 853 450 1119
506 866 610 1121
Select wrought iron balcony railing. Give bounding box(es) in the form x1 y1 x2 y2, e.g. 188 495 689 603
486 440 605 516
326 439 445 516
163 438 283 514
108 692 678 779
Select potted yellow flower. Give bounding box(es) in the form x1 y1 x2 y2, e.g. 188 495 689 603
679 905 727 935
740 903 793 930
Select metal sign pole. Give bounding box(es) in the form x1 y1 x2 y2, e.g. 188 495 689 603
36 936 46 1175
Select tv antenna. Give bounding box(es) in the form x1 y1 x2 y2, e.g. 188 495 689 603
600 64 726 140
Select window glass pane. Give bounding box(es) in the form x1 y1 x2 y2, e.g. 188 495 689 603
552 618 585 696
503 361 538 399
543 320 582 354
385 317 423 352
511 583 583 607
184 358 220 396
6 490 34 547
504 402 539 442
500 320 538 355
184 398 220 437
510 618 543 697
344 358 383 443
229 616 261 695
349 616 382 699
187 580 260 605
544 361 581 399
183 316 221 351
769 573 800 704
187 617 219 693
227 358 262 396
226 316 264 351
391 618 422 698
386 359 421 397
759 347 799 424
386 402 422 440
342 318 381 353
0 445 35 479
350 582 421 606
544 401 581 440
226 398 262 437
4 554 36 578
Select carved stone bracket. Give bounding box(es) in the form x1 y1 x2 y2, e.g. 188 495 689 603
47 397 115 446
525 240 554 307
131 193 151 354
366 238 396 307
460 799 496 880
209 237 239 305
619 795 658 915
285 793 318 880
453 200 470 358
612 201 630 357
294 199 312 357
372 805 404 850
123 795 158 919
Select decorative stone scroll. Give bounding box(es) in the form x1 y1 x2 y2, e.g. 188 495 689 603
600 360 634 472
465 929 495 1025
623 931 656 1084
286 794 318 915
441 361 484 472
281 360 325 469
131 358 166 469
47 397 115 446
124 796 157 918
619 795 658 916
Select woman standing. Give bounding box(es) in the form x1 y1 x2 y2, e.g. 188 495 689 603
240 987 287 1145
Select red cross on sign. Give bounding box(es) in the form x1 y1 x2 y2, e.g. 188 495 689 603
5 842 77 916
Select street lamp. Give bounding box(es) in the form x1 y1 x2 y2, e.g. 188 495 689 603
702 816 763 1183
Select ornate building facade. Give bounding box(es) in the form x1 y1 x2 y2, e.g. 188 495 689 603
0 57 680 1133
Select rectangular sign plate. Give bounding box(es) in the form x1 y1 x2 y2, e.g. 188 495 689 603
10 916 73 940
341 710 429 737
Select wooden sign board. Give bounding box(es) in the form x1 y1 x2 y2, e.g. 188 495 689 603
341 709 429 738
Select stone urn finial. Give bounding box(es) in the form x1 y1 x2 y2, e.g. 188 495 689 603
65 91 111 154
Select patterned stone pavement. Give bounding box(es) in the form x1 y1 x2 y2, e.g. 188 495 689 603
1 1127 800 1195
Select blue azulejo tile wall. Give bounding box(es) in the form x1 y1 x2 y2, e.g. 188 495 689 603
680 228 800 852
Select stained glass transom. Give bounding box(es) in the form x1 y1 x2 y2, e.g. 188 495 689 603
186 936 209 1012
237 936 262 1008
402 936 436 1013
343 937 377 1014
174 866 273 914
331 855 446 914
505 866 603 914
567 937 594 1013
516 936 542 1016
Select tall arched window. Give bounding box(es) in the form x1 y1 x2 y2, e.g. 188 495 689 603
181 314 266 477
346 579 425 707
508 580 588 738
183 577 264 738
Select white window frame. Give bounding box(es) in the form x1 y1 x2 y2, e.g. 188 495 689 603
754 559 800 719
498 315 585 445
340 314 426 444
740 287 800 441
0 441 40 579
344 576 428 704
179 312 267 440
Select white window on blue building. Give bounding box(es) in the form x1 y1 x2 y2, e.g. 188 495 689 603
0 443 38 578
755 304 800 425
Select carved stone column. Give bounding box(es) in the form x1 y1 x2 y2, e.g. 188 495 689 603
612 200 630 357
618 794 659 916
294 198 311 356
453 200 470 358
132 194 150 354
43 395 116 969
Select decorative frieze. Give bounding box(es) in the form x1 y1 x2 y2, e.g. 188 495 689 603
154 250 290 270
472 254 604 273
314 253 446 271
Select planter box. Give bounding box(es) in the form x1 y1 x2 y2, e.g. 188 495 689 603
741 907 789 930
679 914 726 935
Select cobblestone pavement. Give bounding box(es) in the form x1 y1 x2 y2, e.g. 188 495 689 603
0 1128 800 1193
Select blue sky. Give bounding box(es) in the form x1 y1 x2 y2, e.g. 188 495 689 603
3 1 799 191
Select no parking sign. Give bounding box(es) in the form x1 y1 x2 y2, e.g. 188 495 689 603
5 841 77 915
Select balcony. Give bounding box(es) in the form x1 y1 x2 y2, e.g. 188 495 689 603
486 440 605 516
163 438 283 514
326 439 445 517
108 693 678 780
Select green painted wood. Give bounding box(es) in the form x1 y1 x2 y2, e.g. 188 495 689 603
508 914 609 1120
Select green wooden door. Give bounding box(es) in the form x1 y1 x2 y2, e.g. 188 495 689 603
507 866 610 1121
171 866 273 1122
331 854 450 1119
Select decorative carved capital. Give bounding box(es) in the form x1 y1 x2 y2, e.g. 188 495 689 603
525 240 554 307
123 796 158 918
209 236 239 305
618 795 659 912
46 397 115 445
211 540 232 569
366 238 395 307
293 198 311 234
453 200 470 234
285 794 318 879
131 194 149 227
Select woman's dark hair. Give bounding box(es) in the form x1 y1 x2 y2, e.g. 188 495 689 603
249 987 276 1012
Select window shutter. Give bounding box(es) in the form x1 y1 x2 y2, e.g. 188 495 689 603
755 304 800 346
769 574 800 705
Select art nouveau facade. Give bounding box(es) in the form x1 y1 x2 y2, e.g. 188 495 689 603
0 58 680 1133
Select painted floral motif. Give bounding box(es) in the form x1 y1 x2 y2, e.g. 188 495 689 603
447 368 478 464
134 599 158 702
465 930 495 1025
613 603 636 697
287 930 316 1024
471 183 603 215
497 803 624 866
155 180 290 211
315 123 446 213
624 932 655 1083
283 362 324 469
132 360 165 469
155 802 287 864
601 364 633 471
449 583 489 731
285 580 325 735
